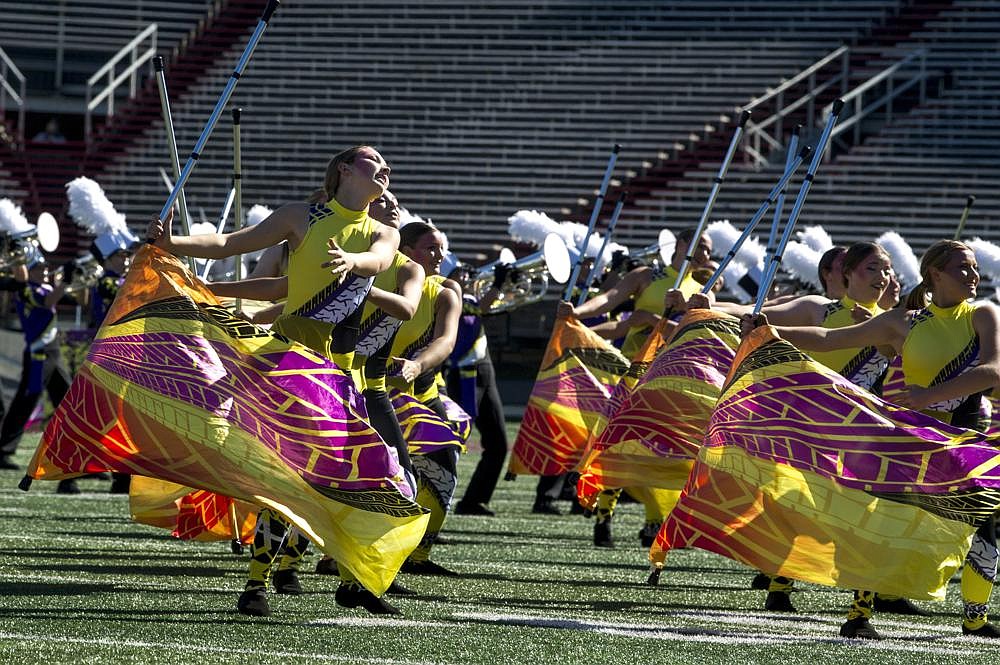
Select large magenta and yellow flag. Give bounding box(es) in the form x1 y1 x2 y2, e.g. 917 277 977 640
655 325 1000 600
508 314 629 476
27 245 429 595
577 309 740 506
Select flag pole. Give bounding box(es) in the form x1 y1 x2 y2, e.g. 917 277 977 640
954 195 976 240
157 0 279 221
563 144 621 302
153 55 196 272
577 191 627 306
673 109 751 289
232 107 244 312
753 99 845 314
762 125 801 276
699 144 811 294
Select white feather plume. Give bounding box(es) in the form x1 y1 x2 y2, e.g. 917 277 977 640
65 177 129 236
0 198 33 235
246 204 273 227
705 220 742 257
796 225 834 253
875 231 921 291
968 237 1000 280
720 258 753 303
507 209 562 247
780 240 823 289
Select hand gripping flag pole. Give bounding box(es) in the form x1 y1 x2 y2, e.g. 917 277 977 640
577 191 628 306
563 144 621 302
699 143 812 294
153 55 196 272
673 109 751 289
753 99 845 314
157 0 279 222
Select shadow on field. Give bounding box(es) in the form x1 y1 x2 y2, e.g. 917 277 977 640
56 530 175 541
20 562 231 577
0 580 114 596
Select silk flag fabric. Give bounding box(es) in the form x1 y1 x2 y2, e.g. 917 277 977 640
655 325 1000 601
577 309 740 507
27 245 429 595
388 387 468 456
508 315 629 476
129 476 257 543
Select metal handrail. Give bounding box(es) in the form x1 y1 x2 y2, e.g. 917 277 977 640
85 23 158 144
0 46 27 146
822 49 928 156
741 46 850 166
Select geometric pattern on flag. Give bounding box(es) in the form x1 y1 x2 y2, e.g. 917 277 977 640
28 245 429 596
654 324 1000 601
128 475 257 543
388 387 466 457
577 309 739 504
508 316 628 476
439 392 473 443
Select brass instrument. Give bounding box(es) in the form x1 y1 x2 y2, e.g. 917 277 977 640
473 233 571 312
64 252 105 294
629 228 675 269
0 212 60 277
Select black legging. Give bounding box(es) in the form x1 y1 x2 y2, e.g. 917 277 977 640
449 359 509 507
363 388 413 477
0 346 70 458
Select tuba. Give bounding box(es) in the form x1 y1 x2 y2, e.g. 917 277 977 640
0 212 60 276
473 233 571 312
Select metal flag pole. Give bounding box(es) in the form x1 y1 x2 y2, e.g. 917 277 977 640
232 107 244 312
763 125 801 276
954 195 977 240
563 144 621 301
673 109 751 289
753 99 845 314
700 144 812 294
157 0 279 222
153 55 196 272
577 191 627 306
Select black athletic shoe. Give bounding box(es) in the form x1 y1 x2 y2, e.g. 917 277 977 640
764 591 796 613
315 558 339 576
56 479 81 495
638 522 661 548
109 474 131 494
335 582 401 615
840 617 882 639
963 621 1000 638
750 572 770 590
0 457 18 470
593 520 614 548
272 570 303 595
400 559 460 577
237 588 271 617
874 596 929 616
454 501 496 516
387 580 415 595
531 500 561 515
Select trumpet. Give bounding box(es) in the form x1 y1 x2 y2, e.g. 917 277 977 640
473 233 571 312
0 212 60 277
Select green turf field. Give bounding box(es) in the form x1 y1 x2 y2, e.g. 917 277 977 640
2 427 999 664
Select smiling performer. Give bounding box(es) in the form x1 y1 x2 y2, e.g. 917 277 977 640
767 239 1000 639
148 144 413 617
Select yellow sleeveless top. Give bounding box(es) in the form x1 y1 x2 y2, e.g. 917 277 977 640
353 251 411 392
621 265 701 358
810 296 890 392
272 197 379 383
388 274 445 400
902 299 987 427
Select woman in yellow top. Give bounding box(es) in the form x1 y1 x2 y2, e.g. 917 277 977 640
556 228 711 548
762 239 1000 640
147 145 404 617
387 221 464 577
